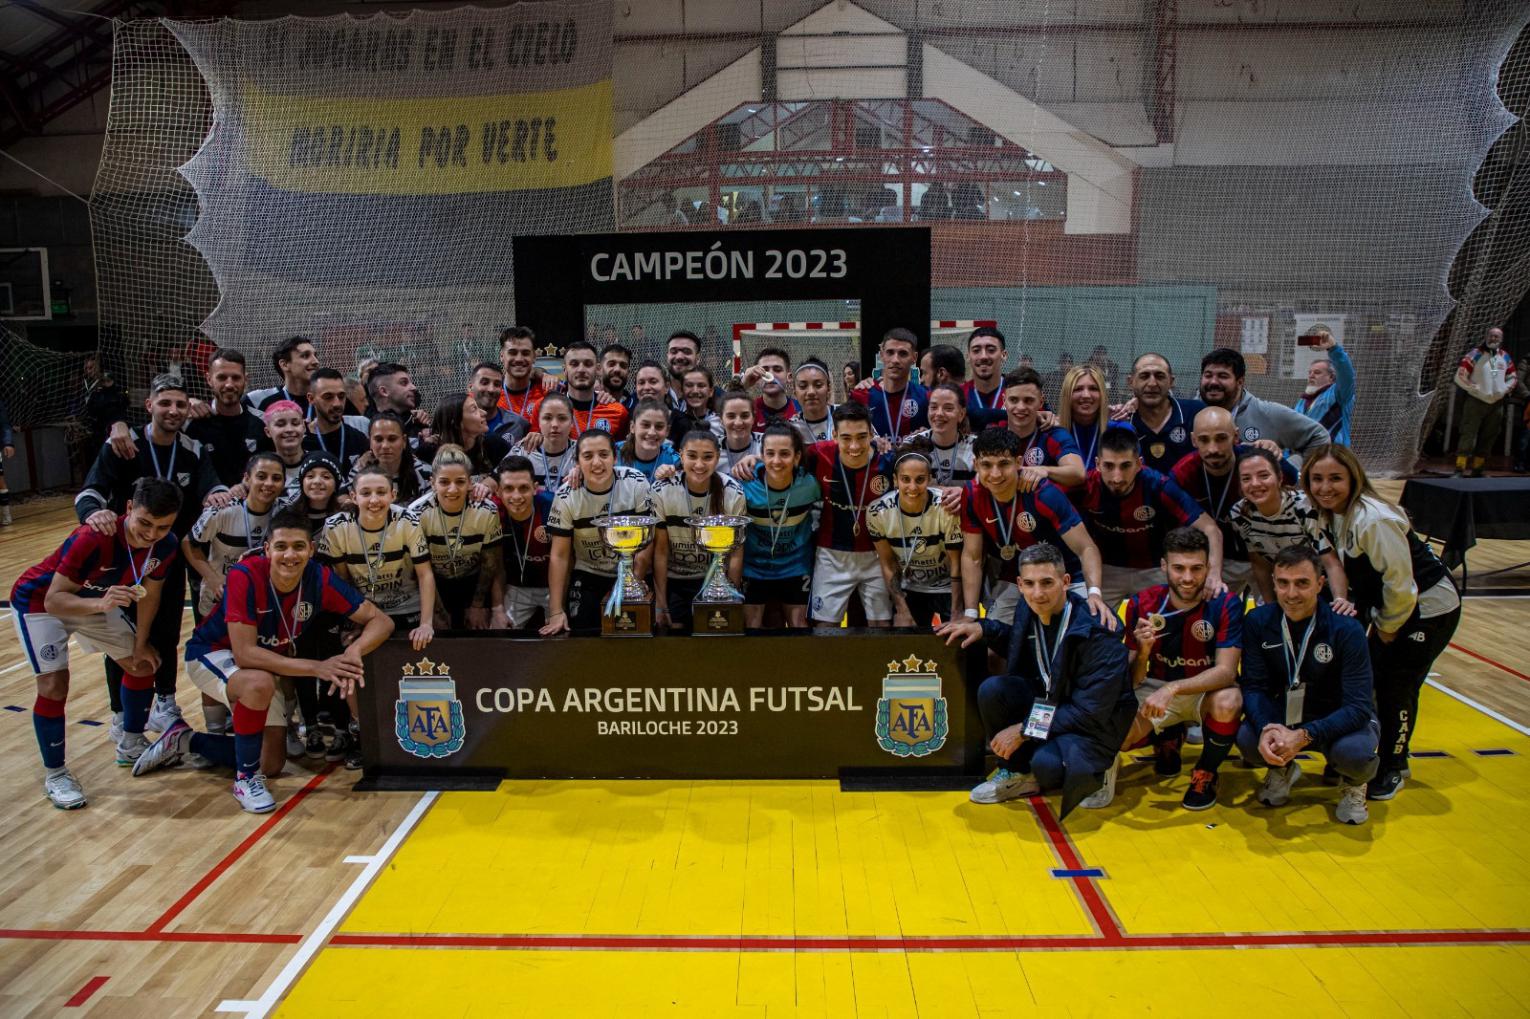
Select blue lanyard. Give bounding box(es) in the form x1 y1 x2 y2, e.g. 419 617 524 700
145 424 178 481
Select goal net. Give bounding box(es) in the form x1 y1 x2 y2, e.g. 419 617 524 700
733 322 860 404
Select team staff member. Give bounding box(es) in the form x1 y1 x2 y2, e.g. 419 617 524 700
1238 545 1378 826
1453 327 1516 476
11 478 182 808
867 446 963 627
962 326 1009 429
941 544 1135 815
1120 527 1245 810
541 430 656 635
1123 353 1205 474
1199 348 1329 461
739 424 822 630
185 348 271 488
1302 445 1460 801
1073 428 1223 606
852 327 928 442
78 373 228 739
410 445 505 630
960 428 1111 624
1057 364 1116 471
664 330 704 412
305 368 368 478
653 430 747 632
1001 367 1085 489
136 508 394 813
496 456 554 629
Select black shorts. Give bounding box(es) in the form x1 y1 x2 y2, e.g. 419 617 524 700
902 590 949 628
567 569 619 632
745 575 810 607
436 573 479 630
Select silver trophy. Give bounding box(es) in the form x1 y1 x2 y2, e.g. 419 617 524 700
592 514 659 635
686 513 751 634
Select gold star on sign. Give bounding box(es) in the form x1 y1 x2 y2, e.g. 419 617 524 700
417 657 436 676
886 660 901 674
923 660 938 673
402 663 416 676
437 663 450 676
902 653 924 673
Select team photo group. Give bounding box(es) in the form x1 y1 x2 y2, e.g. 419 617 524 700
11 321 1460 827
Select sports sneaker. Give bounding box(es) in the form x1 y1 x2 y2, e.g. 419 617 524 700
1181 768 1219 811
115 732 150 766
969 767 1039 804
1184 724 1203 746
326 730 352 764
1366 768 1405 801
132 718 191 776
1257 761 1302 807
1081 756 1119 810
44 769 86 809
146 695 182 733
1154 729 1184 777
304 728 326 759
108 711 124 745
344 738 364 771
285 728 304 758
233 774 276 814
1336 783 1369 824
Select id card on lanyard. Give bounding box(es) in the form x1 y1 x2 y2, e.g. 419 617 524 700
1024 602 1072 739
1282 614 1315 726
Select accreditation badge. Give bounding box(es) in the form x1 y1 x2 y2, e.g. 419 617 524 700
1284 684 1306 727
395 657 466 759
1024 701 1056 740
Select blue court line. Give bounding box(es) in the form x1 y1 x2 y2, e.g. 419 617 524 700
1408 750 1451 759
1473 748 1516 757
1051 868 1105 879
3 705 23 712
76 719 103 727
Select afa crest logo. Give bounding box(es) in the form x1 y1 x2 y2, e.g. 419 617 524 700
394 656 466 759
875 653 949 758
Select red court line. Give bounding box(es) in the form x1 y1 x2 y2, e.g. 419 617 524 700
0 928 299 944
64 976 108 1007
1448 642 1530 684
144 764 336 934
1028 796 1123 942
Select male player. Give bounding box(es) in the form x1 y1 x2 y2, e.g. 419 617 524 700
1120 527 1245 810
305 367 369 477
134 507 394 813
530 342 630 440
740 347 801 428
851 327 928 442
1125 352 1205 474
496 455 554 629
1001 367 1085 488
247 335 320 415
801 402 893 628
962 325 1010 429
497 326 542 423
11 477 182 807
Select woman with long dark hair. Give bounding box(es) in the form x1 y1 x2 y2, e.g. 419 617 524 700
652 430 747 633
419 393 510 481
349 412 430 505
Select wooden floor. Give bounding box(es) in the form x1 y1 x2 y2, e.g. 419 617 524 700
0 491 1526 1017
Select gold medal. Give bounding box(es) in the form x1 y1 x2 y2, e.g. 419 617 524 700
1000 544 1016 561
1149 443 1166 460
129 584 147 601
1148 612 1167 632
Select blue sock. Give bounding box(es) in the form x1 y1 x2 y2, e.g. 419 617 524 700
121 678 154 735
233 733 262 779
190 732 237 768
34 696 66 769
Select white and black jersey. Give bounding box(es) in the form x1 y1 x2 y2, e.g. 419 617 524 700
1230 489 1331 562
346 454 432 505
407 491 504 581
865 488 962 594
188 499 273 616
545 466 655 577
512 440 577 492
316 506 431 617
719 434 762 475
652 474 748 580
913 431 976 485
795 410 835 444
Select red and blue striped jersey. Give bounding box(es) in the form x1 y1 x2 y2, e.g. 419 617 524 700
1071 468 1204 569
804 441 887 552
961 380 1008 429
1005 425 1082 469
851 381 929 441
960 479 1083 581
186 555 363 659
752 396 801 430
11 521 178 614
1171 447 1298 561
498 491 554 589
1124 584 1243 683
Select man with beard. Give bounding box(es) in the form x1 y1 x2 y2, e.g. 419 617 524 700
366 363 425 437
496 327 541 423
962 327 1009 429
532 342 629 440
1453 326 1516 476
665 331 703 412
600 343 634 410
305 368 371 476
1198 348 1328 462
466 362 529 445
1125 353 1205 474
185 349 271 488
1293 325 1356 446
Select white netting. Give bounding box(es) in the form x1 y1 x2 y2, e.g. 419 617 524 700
63 2 1530 473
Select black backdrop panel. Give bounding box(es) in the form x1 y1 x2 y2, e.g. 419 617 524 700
358 630 983 783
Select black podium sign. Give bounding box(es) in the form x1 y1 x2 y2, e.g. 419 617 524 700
356 630 983 786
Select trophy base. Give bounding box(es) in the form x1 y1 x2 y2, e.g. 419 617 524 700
693 601 745 636
602 601 654 637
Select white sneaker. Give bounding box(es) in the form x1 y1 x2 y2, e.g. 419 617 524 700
44 769 86 809
132 719 191 776
284 728 304 758
146 695 182 732
1336 783 1369 825
115 732 150 766
1185 724 1204 746
1081 755 1120 810
233 774 276 814
1258 761 1302 807
970 767 1040 804
108 711 124 745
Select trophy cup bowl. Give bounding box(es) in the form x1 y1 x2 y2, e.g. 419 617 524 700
685 513 751 635
592 514 659 635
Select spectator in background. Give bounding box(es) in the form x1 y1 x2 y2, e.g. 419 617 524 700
917 181 951 221
1086 345 1121 390
842 360 861 396
1453 327 1517 477
342 371 368 417
1511 353 1530 473
1293 325 1357 447
1198 348 1329 463
74 355 129 459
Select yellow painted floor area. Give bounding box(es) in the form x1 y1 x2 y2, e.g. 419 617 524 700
281 686 1530 1016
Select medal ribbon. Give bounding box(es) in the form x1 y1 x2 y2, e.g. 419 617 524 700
837 458 874 536
268 575 304 654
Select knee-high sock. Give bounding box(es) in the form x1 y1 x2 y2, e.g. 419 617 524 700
232 701 264 779
1195 716 1239 774
189 731 237 768
104 657 123 713
121 672 155 735
203 702 230 735
34 695 66 769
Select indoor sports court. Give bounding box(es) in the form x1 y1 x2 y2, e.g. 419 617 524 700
2 2 1530 1016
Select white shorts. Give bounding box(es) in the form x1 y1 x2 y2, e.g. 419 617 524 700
1135 682 1205 732
12 608 137 675
1221 559 1254 600
810 548 892 623
186 650 290 726
1100 564 1164 611
504 585 549 629
982 581 1087 622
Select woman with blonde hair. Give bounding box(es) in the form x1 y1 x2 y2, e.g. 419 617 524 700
1301 444 1459 802
1057 363 1111 471
410 444 505 631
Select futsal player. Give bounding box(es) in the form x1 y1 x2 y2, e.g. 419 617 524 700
11 478 182 807
497 327 541 423
1120 527 1245 810
1000 367 1085 488
866 445 963 627
790 358 836 444
409 444 505 630
317 465 436 646
1072 427 1224 606
135 507 394 813
851 327 928 442
510 393 578 491
740 348 801 427
739 424 822 629
305 368 368 478
917 383 975 485
618 399 682 481
798 402 893 628
962 326 1009 428
653 430 747 632
495 455 553 629
718 392 762 473
959 428 1112 625
350 412 431 505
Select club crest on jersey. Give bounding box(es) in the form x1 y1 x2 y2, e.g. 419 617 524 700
1192 619 1216 641
395 657 466 759
1314 643 1333 664
245 438 258 451
1133 505 1156 522
594 420 610 432
902 398 920 419
143 557 161 573
534 525 548 544
870 474 889 495
1170 426 1187 443
177 472 192 487
295 600 313 622
875 654 948 758
1024 447 1046 466
1242 427 1260 443
1016 512 1037 533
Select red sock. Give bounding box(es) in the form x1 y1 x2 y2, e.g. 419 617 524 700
33 694 65 718
121 673 155 691
1204 716 1239 738
232 701 265 736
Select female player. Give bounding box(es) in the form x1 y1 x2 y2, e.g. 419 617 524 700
510 392 577 491
793 358 836 443
632 359 669 405
1057 364 1112 471
653 430 746 632
618 399 681 481
1230 447 1352 609
866 444 963 627
261 400 309 498
540 430 656 635
185 451 285 622
670 366 721 442
350 412 430 505
419 393 510 481
1302 444 1461 801
410 444 505 630
919 382 974 485
277 455 344 536
718 391 762 472
739 423 822 629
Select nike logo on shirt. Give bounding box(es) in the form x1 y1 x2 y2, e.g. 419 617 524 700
1262 641 1283 649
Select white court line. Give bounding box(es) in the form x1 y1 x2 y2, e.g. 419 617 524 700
1426 676 1530 737
217 790 438 1018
